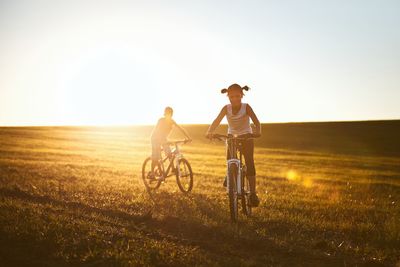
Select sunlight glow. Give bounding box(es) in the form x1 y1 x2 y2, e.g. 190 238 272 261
286 170 298 181
1 1 399 125
302 177 314 188
286 170 314 188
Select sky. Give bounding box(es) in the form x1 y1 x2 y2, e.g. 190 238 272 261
0 0 399 126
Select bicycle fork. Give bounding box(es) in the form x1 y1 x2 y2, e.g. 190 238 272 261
227 159 241 195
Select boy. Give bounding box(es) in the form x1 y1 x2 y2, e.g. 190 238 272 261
151 107 191 176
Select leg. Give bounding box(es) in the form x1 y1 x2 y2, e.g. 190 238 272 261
162 144 172 160
151 142 162 174
242 139 256 193
161 143 174 171
241 137 259 207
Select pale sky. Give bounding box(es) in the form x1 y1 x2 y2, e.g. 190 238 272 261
1 0 399 126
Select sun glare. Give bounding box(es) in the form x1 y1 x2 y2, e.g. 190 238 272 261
286 170 315 188
286 170 298 181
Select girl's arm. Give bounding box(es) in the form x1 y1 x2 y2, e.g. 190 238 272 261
206 106 227 137
246 104 261 137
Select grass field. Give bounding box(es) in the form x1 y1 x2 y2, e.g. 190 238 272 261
1 121 400 266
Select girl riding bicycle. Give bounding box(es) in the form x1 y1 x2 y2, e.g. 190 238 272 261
206 84 261 207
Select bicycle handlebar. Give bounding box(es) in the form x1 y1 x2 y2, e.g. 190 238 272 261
208 133 259 141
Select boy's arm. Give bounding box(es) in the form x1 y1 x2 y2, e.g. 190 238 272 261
206 106 227 137
174 122 191 140
246 104 261 137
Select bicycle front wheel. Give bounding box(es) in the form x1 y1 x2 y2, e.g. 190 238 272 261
242 176 252 217
228 164 239 222
142 157 162 191
175 158 193 193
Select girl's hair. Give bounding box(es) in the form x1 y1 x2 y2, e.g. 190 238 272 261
221 84 250 95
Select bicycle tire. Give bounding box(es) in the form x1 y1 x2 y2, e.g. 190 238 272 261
228 164 239 222
242 176 252 216
175 158 193 193
141 157 162 191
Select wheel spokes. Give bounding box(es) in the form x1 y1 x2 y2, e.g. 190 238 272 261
176 159 192 192
179 163 189 187
142 158 162 190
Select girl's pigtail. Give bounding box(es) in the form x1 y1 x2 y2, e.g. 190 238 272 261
242 85 250 91
221 88 228 94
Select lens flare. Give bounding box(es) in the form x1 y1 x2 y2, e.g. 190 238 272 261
302 177 313 188
286 170 298 181
286 170 314 188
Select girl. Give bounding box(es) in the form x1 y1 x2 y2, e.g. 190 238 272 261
206 84 261 207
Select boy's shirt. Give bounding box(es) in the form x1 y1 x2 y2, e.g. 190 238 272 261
151 117 176 142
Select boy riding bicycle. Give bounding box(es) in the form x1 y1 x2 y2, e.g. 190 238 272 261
206 84 261 207
151 107 191 177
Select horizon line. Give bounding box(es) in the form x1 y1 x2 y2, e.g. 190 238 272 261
1 118 399 127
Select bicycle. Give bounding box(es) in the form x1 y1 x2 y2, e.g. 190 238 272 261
209 134 257 222
142 140 193 193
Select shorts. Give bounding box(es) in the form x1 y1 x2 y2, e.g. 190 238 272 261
151 139 171 161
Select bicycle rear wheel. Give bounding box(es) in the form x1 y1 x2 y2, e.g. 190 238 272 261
228 164 239 222
141 157 162 191
175 158 193 193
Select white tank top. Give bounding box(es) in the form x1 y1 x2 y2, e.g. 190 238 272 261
226 103 253 135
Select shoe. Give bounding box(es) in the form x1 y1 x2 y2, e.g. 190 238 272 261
149 171 164 182
148 172 156 180
223 176 227 187
249 193 260 207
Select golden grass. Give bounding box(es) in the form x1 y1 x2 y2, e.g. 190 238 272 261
0 126 399 266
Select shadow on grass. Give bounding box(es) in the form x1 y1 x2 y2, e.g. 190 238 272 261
0 186 388 266
142 189 353 266
0 187 152 224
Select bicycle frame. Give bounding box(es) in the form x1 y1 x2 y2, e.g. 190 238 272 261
159 142 184 178
211 134 254 195
226 139 243 195
209 134 255 221
142 138 193 193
